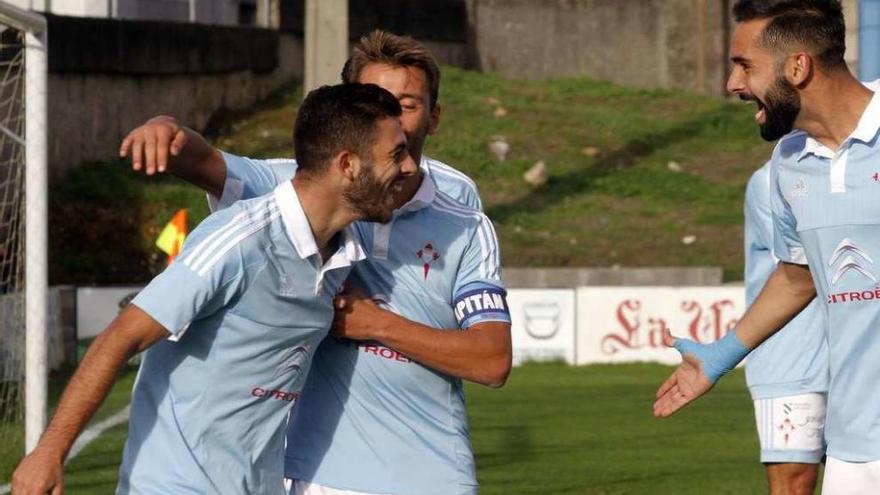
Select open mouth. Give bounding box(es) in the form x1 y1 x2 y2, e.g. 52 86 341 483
755 100 767 124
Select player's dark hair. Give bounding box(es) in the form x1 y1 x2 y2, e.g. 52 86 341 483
294 83 401 174
341 30 441 110
732 0 846 71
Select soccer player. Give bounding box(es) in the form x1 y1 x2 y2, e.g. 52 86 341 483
120 31 512 495
11 83 417 495
654 1 880 492
744 160 828 494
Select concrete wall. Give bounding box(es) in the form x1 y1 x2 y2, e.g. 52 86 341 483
471 0 730 94
281 0 473 69
8 0 259 25
844 0 860 73
469 0 864 95
46 15 302 179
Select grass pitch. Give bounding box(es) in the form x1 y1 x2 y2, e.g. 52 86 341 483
3 362 790 494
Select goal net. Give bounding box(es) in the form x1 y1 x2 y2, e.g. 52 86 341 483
0 21 28 477
0 1 46 482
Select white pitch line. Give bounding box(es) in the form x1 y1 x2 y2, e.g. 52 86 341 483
0 405 131 495
66 405 130 460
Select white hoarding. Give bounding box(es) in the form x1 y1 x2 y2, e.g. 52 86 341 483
576 287 745 365
508 289 577 365
76 286 144 339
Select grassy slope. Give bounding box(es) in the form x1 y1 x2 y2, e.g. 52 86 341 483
51 68 774 284
32 364 788 494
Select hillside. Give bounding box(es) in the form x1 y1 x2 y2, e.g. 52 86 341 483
51 67 774 284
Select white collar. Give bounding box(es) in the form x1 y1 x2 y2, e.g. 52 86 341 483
273 180 366 264
798 88 880 161
850 89 880 144
798 134 833 161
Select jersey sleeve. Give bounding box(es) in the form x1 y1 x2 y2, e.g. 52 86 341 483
769 154 807 265
744 164 774 256
743 163 779 305
131 218 247 339
451 214 511 329
208 152 298 211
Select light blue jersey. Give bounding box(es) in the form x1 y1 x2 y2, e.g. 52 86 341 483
769 83 880 461
214 153 508 495
744 162 828 399
121 181 365 494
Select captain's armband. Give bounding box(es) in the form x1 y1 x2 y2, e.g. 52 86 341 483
453 282 511 329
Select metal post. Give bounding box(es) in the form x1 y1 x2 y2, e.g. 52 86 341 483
0 0 50 456
24 20 48 455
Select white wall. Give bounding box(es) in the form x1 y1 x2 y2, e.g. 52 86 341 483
508 286 746 366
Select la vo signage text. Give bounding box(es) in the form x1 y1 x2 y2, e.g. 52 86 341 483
576 287 745 365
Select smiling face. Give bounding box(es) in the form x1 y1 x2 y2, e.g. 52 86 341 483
357 62 439 208
727 19 802 141
343 116 417 223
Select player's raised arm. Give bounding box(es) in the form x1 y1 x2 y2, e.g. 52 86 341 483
11 306 169 495
653 261 816 417
119 115 226 198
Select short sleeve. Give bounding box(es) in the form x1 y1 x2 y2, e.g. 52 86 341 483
132 219 246 338
208 152 298 211
744 164 774 256
451 214 510 329
769 155 807 265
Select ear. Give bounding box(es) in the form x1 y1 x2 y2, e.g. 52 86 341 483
427 104 441 135
786 52 813 87
333 150 362 182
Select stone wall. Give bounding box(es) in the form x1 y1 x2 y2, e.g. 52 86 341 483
469 0 731 94
46 15 302 179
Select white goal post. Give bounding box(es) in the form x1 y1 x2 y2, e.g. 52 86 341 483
0 0 47 454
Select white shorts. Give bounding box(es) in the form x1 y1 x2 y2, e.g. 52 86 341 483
753 392 826 464
821 456 880 494
284 479 387 495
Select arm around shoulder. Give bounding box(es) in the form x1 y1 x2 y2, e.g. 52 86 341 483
120 115 226 198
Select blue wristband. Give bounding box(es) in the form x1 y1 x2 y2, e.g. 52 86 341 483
673 330 749 383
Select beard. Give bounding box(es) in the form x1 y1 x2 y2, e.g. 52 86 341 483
343 161 395 223
756 76 801 141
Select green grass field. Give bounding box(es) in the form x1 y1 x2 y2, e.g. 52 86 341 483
3 363 797 494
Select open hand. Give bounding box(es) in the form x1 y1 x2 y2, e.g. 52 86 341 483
119 115 187 175
652 329 714 418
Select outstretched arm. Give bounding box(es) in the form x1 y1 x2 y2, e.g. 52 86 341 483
332 288 512 388
12 306 169 495
119 115 226 198
653 261 815 417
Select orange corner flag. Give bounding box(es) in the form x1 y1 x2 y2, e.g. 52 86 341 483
155 209 188 265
